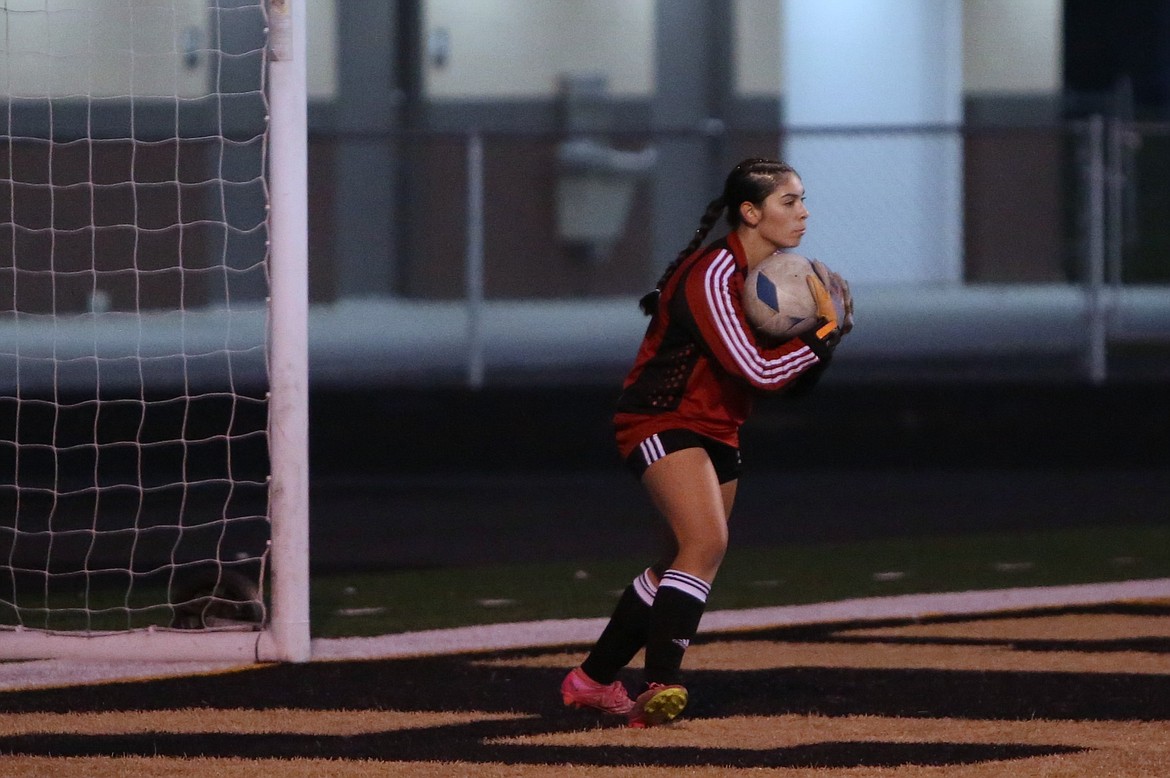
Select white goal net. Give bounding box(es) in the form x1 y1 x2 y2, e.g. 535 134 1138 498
0 0 308 661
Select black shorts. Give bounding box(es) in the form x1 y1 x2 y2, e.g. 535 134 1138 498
624 428 742 484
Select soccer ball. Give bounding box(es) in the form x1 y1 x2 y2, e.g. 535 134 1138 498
742 252 820 340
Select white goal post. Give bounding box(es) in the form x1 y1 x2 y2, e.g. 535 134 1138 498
0 0 310 662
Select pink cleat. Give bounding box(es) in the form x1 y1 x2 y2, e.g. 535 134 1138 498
628 683 688 728
560 667 634 716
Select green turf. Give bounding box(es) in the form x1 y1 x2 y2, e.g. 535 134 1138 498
309 522 1170 638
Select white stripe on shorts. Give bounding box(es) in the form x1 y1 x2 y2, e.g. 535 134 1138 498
638 434 667 468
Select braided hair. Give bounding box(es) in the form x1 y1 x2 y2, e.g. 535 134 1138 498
638 158 798 316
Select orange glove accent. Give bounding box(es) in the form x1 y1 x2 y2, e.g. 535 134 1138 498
811 259 854 336
805 273 840 342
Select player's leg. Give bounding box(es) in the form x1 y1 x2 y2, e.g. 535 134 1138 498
564 433 735 720
561 446 678 715
641 446 729 582
628 447 727 726
577 472 727 681
720 478 738 522
565 523 677 714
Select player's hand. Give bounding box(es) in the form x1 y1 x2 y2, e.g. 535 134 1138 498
811 259 854 336
805 273 841 346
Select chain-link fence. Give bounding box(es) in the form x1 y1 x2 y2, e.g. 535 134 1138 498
308 121 1168 300
299 120 1168 385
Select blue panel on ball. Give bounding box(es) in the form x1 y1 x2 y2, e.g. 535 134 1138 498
755 274 780 311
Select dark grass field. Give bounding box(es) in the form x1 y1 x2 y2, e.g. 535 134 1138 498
307 522 1170 637
305 379 1170 572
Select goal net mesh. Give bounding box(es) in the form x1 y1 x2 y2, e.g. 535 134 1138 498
0 0 272 635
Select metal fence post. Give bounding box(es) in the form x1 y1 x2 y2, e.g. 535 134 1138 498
466 130 486 389
1106 116 1126 289
1084 115 1108 384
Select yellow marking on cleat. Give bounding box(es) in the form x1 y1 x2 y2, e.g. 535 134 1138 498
635 686 688 727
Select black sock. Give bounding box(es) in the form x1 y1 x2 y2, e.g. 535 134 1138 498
642 569 710 687
580 570 656 684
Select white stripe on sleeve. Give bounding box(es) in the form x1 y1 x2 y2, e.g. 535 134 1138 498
702 251 820 386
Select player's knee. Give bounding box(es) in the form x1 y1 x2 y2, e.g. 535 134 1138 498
683 528 728 573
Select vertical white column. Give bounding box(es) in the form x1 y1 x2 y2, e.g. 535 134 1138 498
264 0 311 662
782 0 963 284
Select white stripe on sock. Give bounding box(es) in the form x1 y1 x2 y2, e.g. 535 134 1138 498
633 569 658 606
660 569 711 603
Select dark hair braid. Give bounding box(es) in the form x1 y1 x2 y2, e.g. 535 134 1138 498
637 157 798 316
637 196 725 315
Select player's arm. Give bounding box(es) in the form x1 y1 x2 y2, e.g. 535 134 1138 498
678 252 824 392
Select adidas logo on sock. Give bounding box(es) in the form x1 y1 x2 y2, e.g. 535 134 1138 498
672 638 690 650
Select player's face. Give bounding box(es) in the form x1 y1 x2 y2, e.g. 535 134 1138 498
756 174 808 249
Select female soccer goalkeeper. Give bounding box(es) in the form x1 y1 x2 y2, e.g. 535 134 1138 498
560 158 853 727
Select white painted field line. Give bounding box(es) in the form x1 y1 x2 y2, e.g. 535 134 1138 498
312 577 1170 661
699 577 1170 633
311 617 610 661
1 578 1167 691
0 659 249 692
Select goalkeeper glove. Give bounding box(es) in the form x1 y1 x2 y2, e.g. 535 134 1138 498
810 259 854 336
805 273 842 347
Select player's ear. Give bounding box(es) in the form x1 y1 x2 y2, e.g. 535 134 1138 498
739 201 760 227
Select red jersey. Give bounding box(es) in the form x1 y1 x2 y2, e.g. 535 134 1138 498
614 232 828 458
